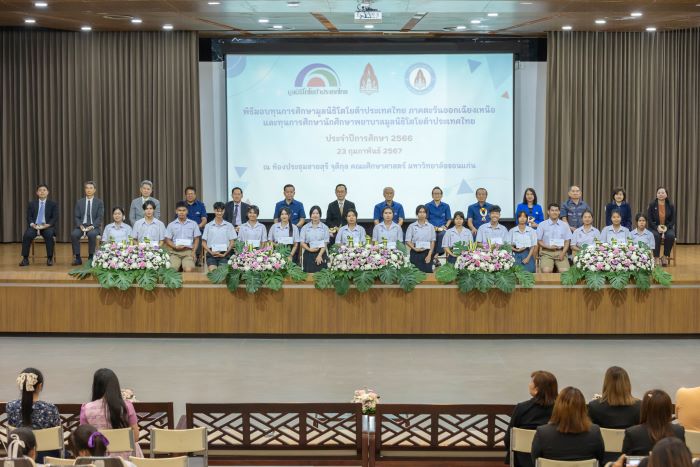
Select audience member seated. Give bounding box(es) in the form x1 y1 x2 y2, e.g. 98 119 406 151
372 206 404 245
605 188 633 230
622 389 685 456
164 201 201 273
237 205 267 247
571 210 600 252
508 210 538 273
128 180 160 224
102 207 132 244
274 184 306 228
442 212 471 265
536 203 573 273
515 187 544 229
70 424 137 467
561 185 591 233
504 370 559 467
531 386 605 465
588 366 641 429
299 205 330 273
80 368 143 458
131 201 166 245
600 209 632 243
6 427 37 461
201 202 237 272
268 207 300 261
676 386 700 431
373 187 405 226
7 368 60 430
19 183 58 267
405 205 436 273
630 213 656 250
71 180 104 265
475 205 508 245
467 187 493 237
612 437 700 467
336 209 366 246
647 186 676 267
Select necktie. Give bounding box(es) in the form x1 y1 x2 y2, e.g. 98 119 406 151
37 201 45 225
87 200 92 225
233 204 239 225
339 201 344 213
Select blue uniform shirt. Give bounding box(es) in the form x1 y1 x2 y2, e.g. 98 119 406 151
184 199 207 226
467 202 493 230
425 201 452 228
274 199 306 224
515 203 545 225
373 201 405 223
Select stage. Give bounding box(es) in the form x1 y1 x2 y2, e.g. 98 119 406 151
0 244 698 336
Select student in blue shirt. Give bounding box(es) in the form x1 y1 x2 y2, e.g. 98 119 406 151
515 187 545 229
467 187 493 238
605 187 633 230
273 184 306 228
373 187 405 226
184 186 207 266
426 186 452 261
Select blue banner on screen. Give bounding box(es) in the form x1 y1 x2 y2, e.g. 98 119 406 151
226 53 514 219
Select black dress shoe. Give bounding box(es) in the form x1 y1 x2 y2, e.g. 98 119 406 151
47 258 54 266
72 256 83 266
19 258 29 267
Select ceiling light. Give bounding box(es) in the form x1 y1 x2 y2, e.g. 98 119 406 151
272 24 284 29
520 2 533 4
646 26 657 32
562 25 572 31
470 19 481 24
207 1 220 4
258 18 269 23
24 18 37 24
131 18 142 24
34 2 48 7
595 19 606 24
287 1 300 6
81 26 92 31
364 24 374 29
455 25 467 30
162 24 173 30
631 12 643 17
487 13 498 17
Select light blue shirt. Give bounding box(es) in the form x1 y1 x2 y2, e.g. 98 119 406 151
442 226 472 248
102 223 132 243
268 222 300 243
165 218 201 241
630 229 655 249
201 219 237 249
405 221 436 244
336 224 367 245
237 221 267 243
372 222 404 242
132 218 166 243
572 226 601 248
300 222 330 244
508 226 537 249
599 225 631 244
475 223 509 244
536 218 573 247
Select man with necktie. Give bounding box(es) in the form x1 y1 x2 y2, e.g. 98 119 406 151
223 186 250 233
326 184 356 244
19 184 59 266
71 180 105 265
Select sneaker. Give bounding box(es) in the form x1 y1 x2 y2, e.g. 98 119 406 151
72 256 83 266
19 258 29 267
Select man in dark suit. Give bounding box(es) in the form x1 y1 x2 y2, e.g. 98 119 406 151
223 186 250 232
71 180 105 265
326 184 356 240
19 184 59 266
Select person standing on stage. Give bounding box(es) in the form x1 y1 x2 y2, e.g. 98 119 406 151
515 187 544 229
274 184 306 228
405 205 436 273
561 185 591 233
326 183 356 240
128 180 160 224
224 186 250 232
467 188 493 238
20 184 58 267
373 187 405 226
426 186 451 264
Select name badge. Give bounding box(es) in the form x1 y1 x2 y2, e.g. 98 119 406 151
246 240 261 248
491 237 504 245
310 240 325 249
276 236 293 245
514 237 531 249
550 238 565 248
386 242 397 250
416 241 431 250
211 243 228 252
175 238 193 247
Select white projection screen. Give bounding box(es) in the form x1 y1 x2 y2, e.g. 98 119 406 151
226 53 514 220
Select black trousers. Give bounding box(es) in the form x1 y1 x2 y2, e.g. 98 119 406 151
71 228 100 256
651 228 675 257
21 227 55 258
410 249 433 273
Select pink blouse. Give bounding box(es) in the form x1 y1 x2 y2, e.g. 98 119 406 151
79 399 142 458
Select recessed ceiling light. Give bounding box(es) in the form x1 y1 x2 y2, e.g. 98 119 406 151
207 1 220 4
487 13 499 17
562 25 572 30
595 19 606 24
631 12 643 17
455 25 467 30
364 24 374 29
81 25 92 31
287 1 300 6
258 18 269 23
646 26 657 31
520 2 533 4
272 24 284 29
131 18 142 24
162 24 173 30
24 18 37 24
34 2 48 7
470 19 481 24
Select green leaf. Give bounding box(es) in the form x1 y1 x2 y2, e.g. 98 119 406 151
396 242 409 254
451 241 469 256
264 272 284 291
474 271 495 293
608 271 631 290
314 269 334 289
287 263 307 282
207 264 229 284
273 243 291 257
652 267 673 287
354 270 376 293
226 270 241 292
114 271 133 290
493 271 516 293
634 271 651 290
334 275 351 296
243 271 263 294
457 271 476 293
560 268 580 286
233 240 245 254
159 268 183 289
68 263 94 280
378 267 398 285
585 271 606 291
435 263 458 284
513 267 535 288
397 266 426 292
136 269 158 291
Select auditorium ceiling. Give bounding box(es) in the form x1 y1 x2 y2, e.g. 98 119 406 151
1 0 700 36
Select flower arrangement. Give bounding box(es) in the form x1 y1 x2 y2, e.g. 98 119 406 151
352 388 380 415
69 239 182 290
314 238 427 295
121 388 138 402
207 242 307 293
561 240 672 290
435 241 535 293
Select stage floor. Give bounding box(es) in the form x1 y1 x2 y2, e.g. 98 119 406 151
0 243 698 335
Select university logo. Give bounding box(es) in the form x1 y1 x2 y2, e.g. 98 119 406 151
294 63 341 87
405 63 435 95
359 63 378 95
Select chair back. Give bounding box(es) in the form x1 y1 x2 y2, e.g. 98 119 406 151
128 457 187 467
0 459 36 467
686 430 700 456
600 428 625 453
99 428 135 454
33 426 65 456
43 457 74 466
75 457 123 467
149 428 206 467
510 428 537 467
536 459 598 467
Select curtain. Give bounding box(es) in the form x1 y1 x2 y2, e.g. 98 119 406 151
546 29 700 242
0 30 201 241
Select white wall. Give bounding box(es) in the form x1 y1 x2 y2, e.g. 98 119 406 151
199 60 547 214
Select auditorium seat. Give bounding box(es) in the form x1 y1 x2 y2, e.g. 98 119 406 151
687 430 700 457
31 235 56 263
535 459 598 467
98 428 135 454
33 426 65 458
510 427 536 467
1 459 36 467
149 428 206 467
44 457 74 466
129 456 187 467
75 457 121 467
600 428 625 454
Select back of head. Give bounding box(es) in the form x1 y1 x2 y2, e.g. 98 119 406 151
17 367 44 427
601 366 636 406
648 437 693 467
531 370 559 406
8 427 37 459
641 389 674 443
550 386 592 434
70 424 109 457
91 368 128 429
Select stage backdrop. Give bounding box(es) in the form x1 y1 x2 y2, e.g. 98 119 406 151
546 29 700 243
0 31 201 242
